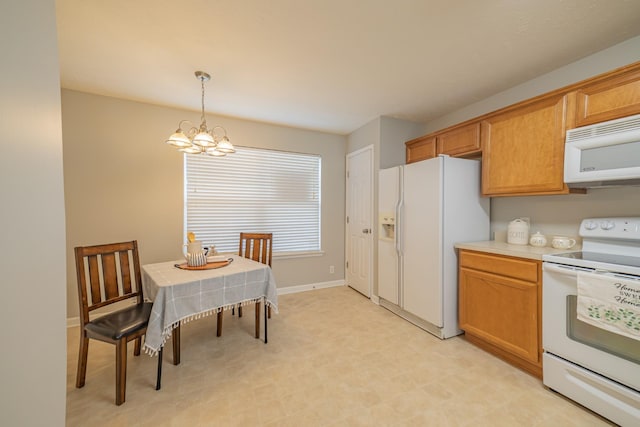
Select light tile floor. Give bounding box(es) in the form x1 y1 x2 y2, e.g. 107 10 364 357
66 286 614 426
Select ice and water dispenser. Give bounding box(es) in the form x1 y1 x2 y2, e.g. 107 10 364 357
379 212 395 240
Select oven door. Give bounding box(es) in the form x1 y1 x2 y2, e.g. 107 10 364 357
542 262 640 390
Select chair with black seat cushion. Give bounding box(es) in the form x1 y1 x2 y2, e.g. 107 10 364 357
74 240 161 405
216 232 273 338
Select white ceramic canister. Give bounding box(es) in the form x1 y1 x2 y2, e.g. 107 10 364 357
529 231 547 247
507 218 530 245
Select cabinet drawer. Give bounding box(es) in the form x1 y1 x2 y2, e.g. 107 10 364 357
459 250 538 282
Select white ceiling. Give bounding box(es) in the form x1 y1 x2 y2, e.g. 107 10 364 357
56 0 640 135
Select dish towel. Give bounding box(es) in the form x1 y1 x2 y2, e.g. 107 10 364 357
577 271 640 341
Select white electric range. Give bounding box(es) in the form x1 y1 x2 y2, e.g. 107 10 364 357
542 217 640 426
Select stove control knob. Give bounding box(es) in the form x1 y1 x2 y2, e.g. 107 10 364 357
600 221 615 230
583 220 598 230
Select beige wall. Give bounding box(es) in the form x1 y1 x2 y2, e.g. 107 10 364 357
62 90 346 319
491 187 640 243
1 0 67 424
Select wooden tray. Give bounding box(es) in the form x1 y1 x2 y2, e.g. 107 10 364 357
174 259 232 270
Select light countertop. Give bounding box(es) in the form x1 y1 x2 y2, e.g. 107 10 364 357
454 240 581 261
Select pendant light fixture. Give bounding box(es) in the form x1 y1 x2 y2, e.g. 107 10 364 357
165 71 235 156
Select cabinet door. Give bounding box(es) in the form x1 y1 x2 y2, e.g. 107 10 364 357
459 267 539 364
575 68 640 127
481 94 571 196
436 122 481 157
406 136 436 164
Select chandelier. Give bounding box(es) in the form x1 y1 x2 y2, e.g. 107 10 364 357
165 71 235 156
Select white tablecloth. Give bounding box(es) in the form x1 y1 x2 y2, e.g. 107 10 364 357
142 255 278 354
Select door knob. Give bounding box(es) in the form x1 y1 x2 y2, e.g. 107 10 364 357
362 228 370 234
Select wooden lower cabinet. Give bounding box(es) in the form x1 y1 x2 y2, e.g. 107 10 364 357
458 250 542 378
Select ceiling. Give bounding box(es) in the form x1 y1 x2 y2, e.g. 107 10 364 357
56 0 640 135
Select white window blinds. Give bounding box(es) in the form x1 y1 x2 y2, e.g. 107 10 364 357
185 146 321 255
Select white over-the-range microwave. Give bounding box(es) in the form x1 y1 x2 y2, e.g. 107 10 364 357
564 113 640 188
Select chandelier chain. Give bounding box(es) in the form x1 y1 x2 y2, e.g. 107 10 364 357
200 77 206 130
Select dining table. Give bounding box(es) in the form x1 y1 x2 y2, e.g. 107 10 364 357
141 255 278 387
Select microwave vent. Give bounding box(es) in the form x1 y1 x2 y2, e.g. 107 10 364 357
566 113 640 144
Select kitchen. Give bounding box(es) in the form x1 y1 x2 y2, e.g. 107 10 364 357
373 59 640 425
4 1 640 425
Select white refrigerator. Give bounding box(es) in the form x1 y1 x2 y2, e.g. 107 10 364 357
378 155 490 339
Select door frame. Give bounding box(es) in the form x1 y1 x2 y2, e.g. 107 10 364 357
345 144 374 298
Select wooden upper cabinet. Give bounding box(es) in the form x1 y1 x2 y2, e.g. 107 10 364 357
436 122 481 157
481 94 574 197
406 135 436 164
575 66 640 127
406 122 481 164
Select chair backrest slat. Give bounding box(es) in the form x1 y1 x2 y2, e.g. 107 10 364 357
87 255 102 304
101 252 119 300
119 250 132 294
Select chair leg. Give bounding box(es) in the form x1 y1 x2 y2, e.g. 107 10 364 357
238 305 243 317
216 311 223 337
264 298 268 344
76 335 89 388
156 347 163 391
172 323 181 365
268 305 272 319
115 339 127 405
254 300 260 339
133 336 141 356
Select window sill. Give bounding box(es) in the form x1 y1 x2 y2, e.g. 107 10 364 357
216 250 324 260
274 250 325 260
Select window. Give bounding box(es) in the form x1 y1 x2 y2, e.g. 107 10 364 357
185 146 321 256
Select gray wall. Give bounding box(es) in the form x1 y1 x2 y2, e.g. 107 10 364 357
379 116 425 169
424 35 640 134
62 90 347 319
0 0 67 424
422 35 640 240
346 116 425 295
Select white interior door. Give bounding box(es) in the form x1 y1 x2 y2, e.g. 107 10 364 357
346 145 373 297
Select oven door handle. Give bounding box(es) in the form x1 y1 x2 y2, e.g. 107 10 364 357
543 263 591 277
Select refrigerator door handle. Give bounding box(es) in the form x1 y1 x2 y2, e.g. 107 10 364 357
396 189 404 308
396 198 403 256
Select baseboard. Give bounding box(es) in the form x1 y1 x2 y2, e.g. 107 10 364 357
67 279 346 328
276 279 345 295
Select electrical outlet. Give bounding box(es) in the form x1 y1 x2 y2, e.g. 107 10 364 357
329 265 335 274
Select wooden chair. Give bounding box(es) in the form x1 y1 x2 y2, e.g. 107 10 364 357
74 240 163 405
217 232 273 339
